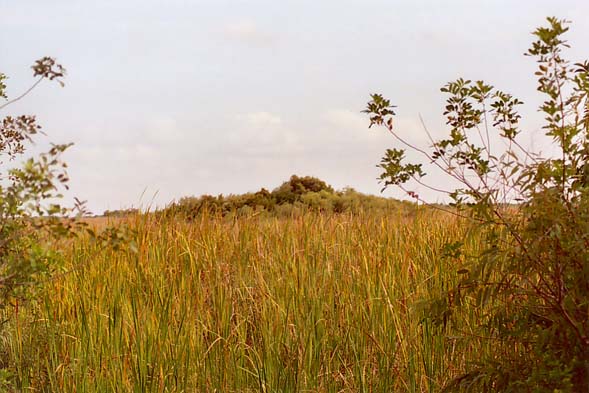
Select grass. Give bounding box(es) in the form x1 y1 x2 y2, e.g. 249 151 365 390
1 208 485 392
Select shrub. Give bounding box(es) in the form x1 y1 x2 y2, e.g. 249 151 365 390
364 17 589 391
0 58 133 316
0 58 80 307
271 175 334 204
103 208 140 217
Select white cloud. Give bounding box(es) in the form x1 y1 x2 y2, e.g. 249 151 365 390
145 116 184 144
240 111 282 127
221 20 274 47
391 116 432 145
224 20 257 37
323 109 366 132
71 144 160 163
227 112 302 156
321 109 388 143
313 109 435 157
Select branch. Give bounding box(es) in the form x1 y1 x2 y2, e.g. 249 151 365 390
0 77 44 111
397 184 500 225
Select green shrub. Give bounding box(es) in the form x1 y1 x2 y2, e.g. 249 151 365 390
271 175 334 204
0 58 79 307
0 59 134 388
365 17 589 392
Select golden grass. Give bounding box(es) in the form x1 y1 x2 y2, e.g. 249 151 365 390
2 209 485 392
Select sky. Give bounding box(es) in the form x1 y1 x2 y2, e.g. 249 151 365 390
1 0 589 213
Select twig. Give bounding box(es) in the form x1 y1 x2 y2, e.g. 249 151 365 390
0 77 44 111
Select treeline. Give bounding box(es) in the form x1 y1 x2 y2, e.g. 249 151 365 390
101 175 413 218
165 175 413 218
103 208 140 217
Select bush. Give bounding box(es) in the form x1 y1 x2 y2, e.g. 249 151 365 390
0 58 135 389
271 175 334 204
0 58 79 307
103 208 139 217
365 17 589 391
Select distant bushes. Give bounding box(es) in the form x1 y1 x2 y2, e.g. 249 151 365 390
103 208 140 217
162 175 412 218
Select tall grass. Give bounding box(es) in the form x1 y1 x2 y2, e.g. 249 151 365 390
1 209 484 392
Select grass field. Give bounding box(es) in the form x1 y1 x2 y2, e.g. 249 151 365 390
1 209 487 392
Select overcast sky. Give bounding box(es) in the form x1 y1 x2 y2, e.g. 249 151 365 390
1 0 588 213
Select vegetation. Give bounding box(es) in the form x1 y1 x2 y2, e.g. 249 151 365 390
0 57 81 311
0 16 586 393
365 17 589 391
163 174 413 218
103 208 140 218
2 209 479 391
0 59 132 388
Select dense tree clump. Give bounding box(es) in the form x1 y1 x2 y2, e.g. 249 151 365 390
272 175 334 204
159 175 411 218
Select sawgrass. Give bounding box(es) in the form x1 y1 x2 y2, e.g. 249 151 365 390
1 208 485 392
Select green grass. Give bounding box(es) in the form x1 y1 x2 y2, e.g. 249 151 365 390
1 209 484 392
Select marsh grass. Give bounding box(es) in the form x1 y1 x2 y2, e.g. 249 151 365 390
1 209 484 392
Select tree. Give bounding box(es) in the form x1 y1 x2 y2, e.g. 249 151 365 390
364 17 589 391
272 175 334 204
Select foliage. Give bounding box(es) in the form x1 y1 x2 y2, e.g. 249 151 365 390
364 17 589 391
0 58 82 307
162 175 411 219
272 175 334 204
103 207 140 217
0 58 136 389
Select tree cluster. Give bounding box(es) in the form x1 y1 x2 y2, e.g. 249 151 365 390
162 175 410 218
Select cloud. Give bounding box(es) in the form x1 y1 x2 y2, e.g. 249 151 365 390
321 109 390 144
221 20 275 47
240 111 282 127
323 109 368 135
390 116 432 145
227 111 302 156
145 116 185 144
310 109 437 158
